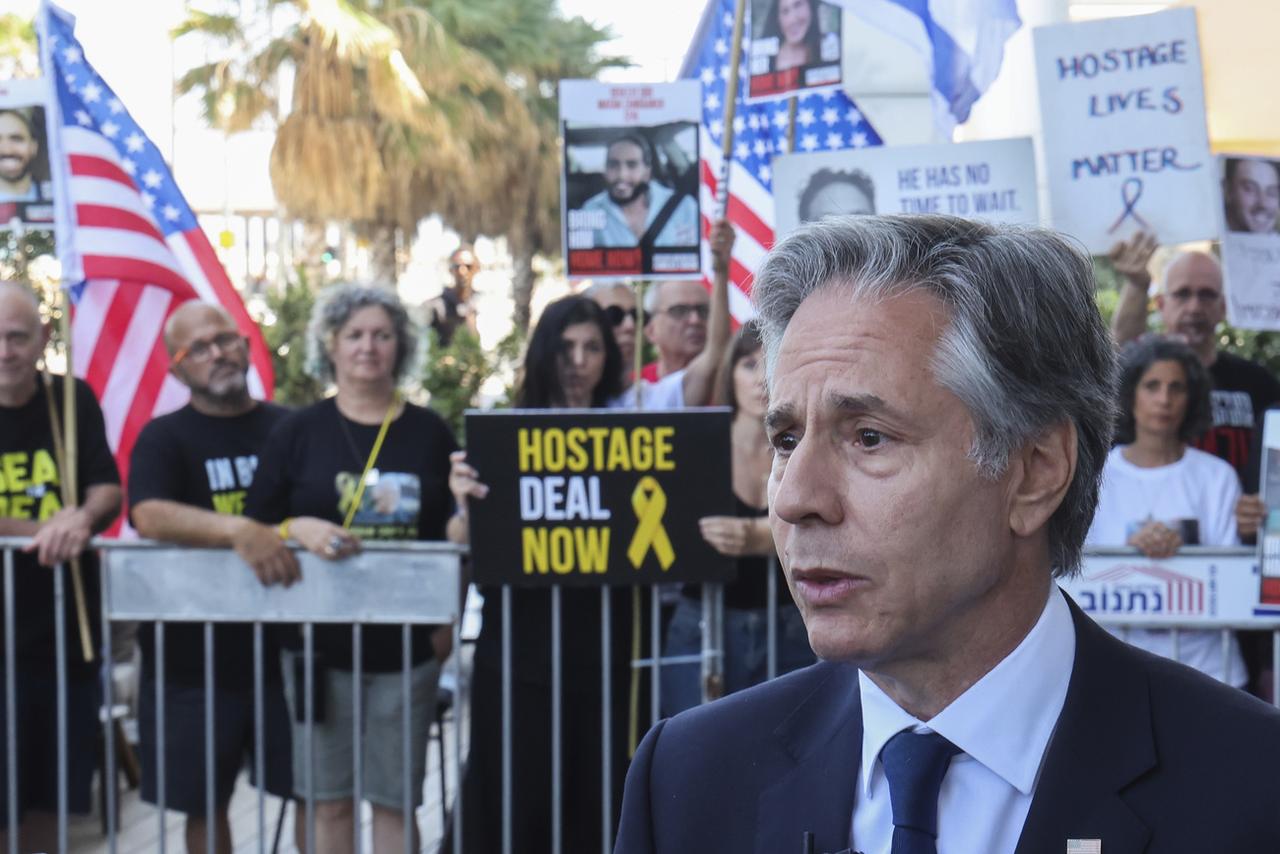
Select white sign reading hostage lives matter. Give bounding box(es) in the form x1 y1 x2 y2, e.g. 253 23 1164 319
1033 9 1215 253
772 137 1039 239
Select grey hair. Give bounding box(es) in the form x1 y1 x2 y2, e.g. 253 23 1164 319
753 214 1117 577
642 281 665 315
305 283 419 383
581 281 633 300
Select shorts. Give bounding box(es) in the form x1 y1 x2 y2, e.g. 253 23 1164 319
138 678 294 815
0 671 98 827
280 650 439 810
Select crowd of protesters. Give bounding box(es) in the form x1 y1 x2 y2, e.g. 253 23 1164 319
1 217 1279 851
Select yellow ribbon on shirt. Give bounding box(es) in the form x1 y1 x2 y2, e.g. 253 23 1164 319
626 476 675 570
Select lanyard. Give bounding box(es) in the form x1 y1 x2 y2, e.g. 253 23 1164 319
341 390 400 530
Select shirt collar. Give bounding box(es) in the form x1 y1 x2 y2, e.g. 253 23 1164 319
858 587 1076 797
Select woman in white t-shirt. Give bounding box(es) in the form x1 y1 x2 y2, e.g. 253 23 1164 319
1086 336 1246 685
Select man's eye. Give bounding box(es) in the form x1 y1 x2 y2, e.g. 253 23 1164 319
770 432 798 453
857 429 884 448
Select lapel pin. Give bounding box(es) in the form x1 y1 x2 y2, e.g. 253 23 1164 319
1068 840 1101 854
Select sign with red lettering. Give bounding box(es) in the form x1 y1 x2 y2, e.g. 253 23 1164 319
560 80 703 281
746 0 843 102
1033 9 1215 252
0 79 57 234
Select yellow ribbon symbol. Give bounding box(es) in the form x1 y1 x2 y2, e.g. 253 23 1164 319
627 476 675 571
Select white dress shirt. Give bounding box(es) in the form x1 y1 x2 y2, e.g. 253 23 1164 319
850 587 1076 854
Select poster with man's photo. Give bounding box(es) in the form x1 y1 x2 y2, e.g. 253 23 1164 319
771 137 1040 239
0 80 55 231
1216 154 1280 331
747 0 842 101
560 80 702 281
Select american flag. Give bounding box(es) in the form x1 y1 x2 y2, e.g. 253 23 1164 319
37 2 273 524
684 0 883 319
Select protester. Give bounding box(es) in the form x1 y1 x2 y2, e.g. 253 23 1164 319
606 219 735 409
579 133 699 249
423 245 480 348
1085 337 1246 685
1110 235 1280 696
447 295 632 854
583 281 639 371
128 301 298 852
660 321 814 716
246 284 456 853
615 215 1280 854
639 280 708 385
761 0 821 73
0 281 121 849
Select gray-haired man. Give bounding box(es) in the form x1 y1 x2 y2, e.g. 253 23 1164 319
615 215 1280 854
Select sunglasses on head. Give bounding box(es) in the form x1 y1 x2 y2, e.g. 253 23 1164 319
603 305 638 326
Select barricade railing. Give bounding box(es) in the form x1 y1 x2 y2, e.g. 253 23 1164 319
0 537 464 854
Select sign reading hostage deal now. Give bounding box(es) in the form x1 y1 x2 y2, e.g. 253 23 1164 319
464 409 734 587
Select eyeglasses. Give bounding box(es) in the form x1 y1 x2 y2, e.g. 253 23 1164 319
661 302 710 321
450 260 477 271
1166 288 1221 305
173 331 247 365
603 305 638 326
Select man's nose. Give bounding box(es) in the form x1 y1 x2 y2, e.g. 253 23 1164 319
770 437 843 527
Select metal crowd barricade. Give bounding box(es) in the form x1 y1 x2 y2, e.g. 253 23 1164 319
0 537 463 854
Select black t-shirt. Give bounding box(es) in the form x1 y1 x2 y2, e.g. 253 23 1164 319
128 402 289 688
0 376 119 679
1193 352 1280 494
245 398 458 672
680 497 798 612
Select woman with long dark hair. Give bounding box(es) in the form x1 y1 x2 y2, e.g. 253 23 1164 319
447 295 631 854
762 0 822 72
1085 336 1245 685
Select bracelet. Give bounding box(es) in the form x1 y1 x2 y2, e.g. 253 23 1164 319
278 517 294 540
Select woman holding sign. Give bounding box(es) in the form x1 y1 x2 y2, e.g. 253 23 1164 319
446 295 633 854
660 322 814 716
1085 336 1246 686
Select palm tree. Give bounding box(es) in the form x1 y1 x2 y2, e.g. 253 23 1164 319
175 0 623 326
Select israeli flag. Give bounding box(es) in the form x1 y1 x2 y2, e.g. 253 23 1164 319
844 0 1022 133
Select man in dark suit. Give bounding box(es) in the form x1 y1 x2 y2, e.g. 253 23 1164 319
615 215 1280 854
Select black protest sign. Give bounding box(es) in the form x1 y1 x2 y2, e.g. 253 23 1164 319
465 409 735 588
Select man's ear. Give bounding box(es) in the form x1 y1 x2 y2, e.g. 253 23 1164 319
1008 420 1077 540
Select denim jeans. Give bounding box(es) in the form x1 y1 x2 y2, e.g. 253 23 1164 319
659 595 815 717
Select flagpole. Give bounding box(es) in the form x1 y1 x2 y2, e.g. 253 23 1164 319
786 96 798 152
716 0 749 219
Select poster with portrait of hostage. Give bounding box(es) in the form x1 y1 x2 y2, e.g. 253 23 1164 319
771 137 1039 239
1215 155 1280 332
464 409 735 588
747 0 842 102
0 80 56 230
560 80 703 281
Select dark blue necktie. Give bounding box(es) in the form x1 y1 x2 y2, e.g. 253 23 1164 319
880 729 962 854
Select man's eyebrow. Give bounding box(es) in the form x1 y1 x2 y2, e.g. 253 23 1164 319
830 392 893 418
764 404 796 434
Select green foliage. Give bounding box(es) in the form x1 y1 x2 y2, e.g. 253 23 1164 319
421 328 492 440
263 270 325 407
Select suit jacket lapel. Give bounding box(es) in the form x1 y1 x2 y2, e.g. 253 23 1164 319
1015 593 1153 854
755 663 863 854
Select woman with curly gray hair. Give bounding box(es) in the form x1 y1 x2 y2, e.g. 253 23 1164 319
247 283 456 852
1085 335 1245 686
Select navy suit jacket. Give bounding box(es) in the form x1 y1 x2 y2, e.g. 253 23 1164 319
615 592 1280 853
